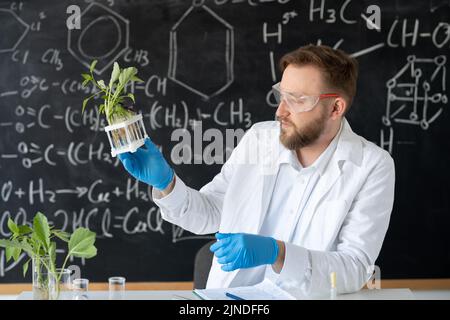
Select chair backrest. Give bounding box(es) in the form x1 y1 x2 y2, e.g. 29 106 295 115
193 240 215 289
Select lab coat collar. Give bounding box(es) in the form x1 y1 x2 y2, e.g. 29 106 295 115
334 118 363 167
274 118 362 173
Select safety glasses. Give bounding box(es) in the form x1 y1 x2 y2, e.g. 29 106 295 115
272 82 340 113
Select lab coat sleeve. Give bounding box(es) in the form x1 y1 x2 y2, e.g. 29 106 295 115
152 126 254 235
277 151 396 297
152 174 222 235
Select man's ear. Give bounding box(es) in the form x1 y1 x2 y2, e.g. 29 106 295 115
331 97 346 119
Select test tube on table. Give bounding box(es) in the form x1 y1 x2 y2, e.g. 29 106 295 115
72 278 89 300
109 276 126 300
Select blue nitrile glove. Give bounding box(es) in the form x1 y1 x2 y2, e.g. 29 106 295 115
118 138 174 190
209 233 279 272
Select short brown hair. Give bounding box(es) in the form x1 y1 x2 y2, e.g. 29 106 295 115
279 44 358 110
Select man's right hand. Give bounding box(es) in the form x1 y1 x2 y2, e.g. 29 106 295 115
118 138 174 191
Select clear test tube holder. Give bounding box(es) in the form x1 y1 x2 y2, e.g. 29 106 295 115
104 113 148 157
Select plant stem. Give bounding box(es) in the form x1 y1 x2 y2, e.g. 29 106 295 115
88 70 108 116
57 254 71 284
108 81 128 123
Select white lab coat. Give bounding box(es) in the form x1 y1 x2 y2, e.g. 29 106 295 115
154 119 395 297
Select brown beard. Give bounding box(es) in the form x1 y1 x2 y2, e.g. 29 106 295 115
278 107 328 150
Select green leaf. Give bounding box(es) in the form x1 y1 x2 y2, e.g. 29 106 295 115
33 212 50 250
76 246 97 259
0 239 20 249
6 246 22 262
23 259 30 277
82 78 91 87
119 67 137 86
5 246 13 262
20 239 34 256
81 73 91 81
97 80 107 90
30 232 40 248
7 218 19 235
109 62 120 88
68 228 97 259
82 97 92 114
131 75 144 83
17 225 33 235
0 239 33 257
12 247 21 262
89 60 98 73
38 247 46 256
52 230 70 242
126 93 135 103
116 96 124 104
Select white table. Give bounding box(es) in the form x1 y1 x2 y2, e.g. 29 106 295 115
10 288 450 300
16 290 200 300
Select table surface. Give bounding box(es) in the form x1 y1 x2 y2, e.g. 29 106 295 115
9 288 450 300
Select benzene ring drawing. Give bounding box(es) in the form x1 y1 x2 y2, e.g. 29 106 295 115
67 2 129 75
0 8 30 53
168 0 234 100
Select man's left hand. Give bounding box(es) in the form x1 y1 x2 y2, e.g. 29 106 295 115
210 233 279 272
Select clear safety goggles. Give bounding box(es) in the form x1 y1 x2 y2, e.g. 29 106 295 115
272 82 340 113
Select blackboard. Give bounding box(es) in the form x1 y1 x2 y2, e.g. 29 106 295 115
0 0 449 283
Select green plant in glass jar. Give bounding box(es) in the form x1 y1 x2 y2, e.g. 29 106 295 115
0 212 97 300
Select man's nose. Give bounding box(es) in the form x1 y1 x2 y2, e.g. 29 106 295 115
276 99 290 118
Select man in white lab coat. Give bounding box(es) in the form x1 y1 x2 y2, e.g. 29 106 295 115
118 44 395 297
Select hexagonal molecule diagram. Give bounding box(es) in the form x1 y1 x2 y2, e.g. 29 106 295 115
0 8 30 53
168 0 234 100
67 2 129 75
